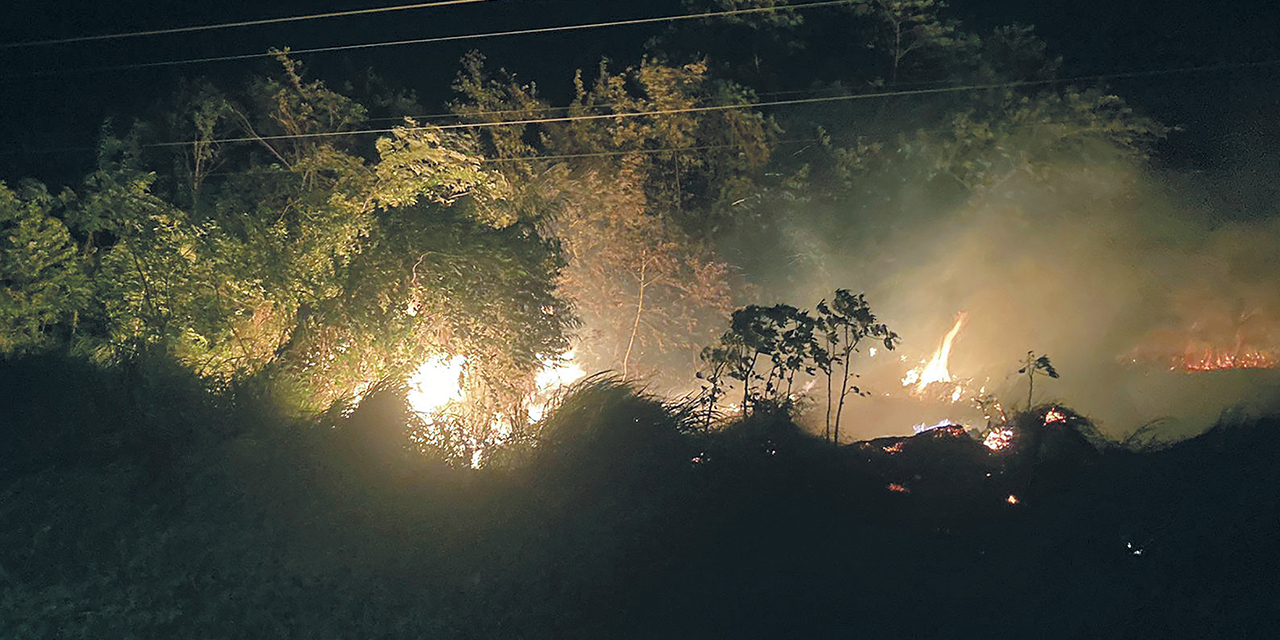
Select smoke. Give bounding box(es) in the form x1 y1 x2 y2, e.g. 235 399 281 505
723 150 1280 440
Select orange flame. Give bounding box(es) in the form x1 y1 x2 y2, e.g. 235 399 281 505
1180 344 1275 371
903 312 968 393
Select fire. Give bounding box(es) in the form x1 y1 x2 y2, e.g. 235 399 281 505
983 427 1015 451
1129 319 1279 372
1005 494 1020 505
528 351 587 421
1180 344 1275 371
886 483 911 494
903 312 968 394
407 354 467 417
402 349 586 468
406 350 585 423
1043 408 1067 425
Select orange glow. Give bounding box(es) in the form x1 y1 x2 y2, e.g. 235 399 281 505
1006 494 1020 505
903 312 968 394
886 483 911 494
983 428 1014 451
1180 344 1275 371
1043 408 1067 425
883 441 906 454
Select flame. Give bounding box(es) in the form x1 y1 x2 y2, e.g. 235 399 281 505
983 427 1015 452
1128 319 1278 372
403 350 586 468
1005 494 1020 505
528 351 587 421
1043 408 1067 425
903 312 968 393
406 354 467 417
1180 344 1275 371
886 483 911 494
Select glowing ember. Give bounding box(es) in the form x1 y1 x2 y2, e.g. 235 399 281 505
1006 494 1020 505
983 428 1015 451
1043 408 1067 425
886 483 911 494
903 312 968 393
407 354 467 417
883 441 906 454
1180 345 1275 371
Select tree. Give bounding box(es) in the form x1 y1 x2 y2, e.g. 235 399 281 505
26 54 579 426
1017 351 1058 408
697 291 895 435
815 289 897 442
0 181 87 354
449 53 770 389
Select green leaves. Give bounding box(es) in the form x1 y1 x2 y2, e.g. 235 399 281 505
0 182 88 354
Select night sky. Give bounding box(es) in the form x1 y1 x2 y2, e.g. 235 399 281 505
3 0 1278 186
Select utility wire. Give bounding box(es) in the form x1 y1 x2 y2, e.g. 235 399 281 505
1 0 856 79
0 0 494 49
147 59 1280 148
4 58 1277 158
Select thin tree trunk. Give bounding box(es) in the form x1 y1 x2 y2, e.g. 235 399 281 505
622 254 649 379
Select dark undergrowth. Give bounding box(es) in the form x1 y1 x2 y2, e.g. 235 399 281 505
2 353 1278 639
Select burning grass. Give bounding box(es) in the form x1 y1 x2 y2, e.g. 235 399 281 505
3 351 1279 639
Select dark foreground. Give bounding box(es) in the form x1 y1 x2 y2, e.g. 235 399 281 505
2 356 1278 639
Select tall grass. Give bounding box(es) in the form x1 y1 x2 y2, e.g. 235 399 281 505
3 352 1278 638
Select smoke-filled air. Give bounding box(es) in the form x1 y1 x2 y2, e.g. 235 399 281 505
3 0 1279 637
725 118 1280 440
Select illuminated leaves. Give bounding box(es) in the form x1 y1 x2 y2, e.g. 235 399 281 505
367 123 514 227
0 182 87 354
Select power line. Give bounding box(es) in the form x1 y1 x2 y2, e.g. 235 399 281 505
2 0 857 79
0 0 494 49
4 58 1278 159
148 60 1280 149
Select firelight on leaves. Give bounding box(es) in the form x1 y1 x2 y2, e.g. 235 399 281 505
406 351 586 422
528 351 587 421
407 354 467 417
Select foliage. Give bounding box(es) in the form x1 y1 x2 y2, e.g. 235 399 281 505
450 54 769 388
1017 350 1059 408
815 289 898 442
697 290 896 434
0 182 87 355
865 0 979 87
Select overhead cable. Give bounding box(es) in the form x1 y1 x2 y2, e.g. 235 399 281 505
1 0 493 49
148 60 1280 148
1 0 857 78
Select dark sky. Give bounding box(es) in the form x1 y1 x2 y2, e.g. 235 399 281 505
2 0 1278 185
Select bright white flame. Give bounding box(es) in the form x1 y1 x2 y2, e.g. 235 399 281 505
912 420 954 434
527 351 587 421
535 350 586 391
406 354 466 417
904 312 968 393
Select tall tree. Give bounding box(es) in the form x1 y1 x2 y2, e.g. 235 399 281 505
0 181 87 354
